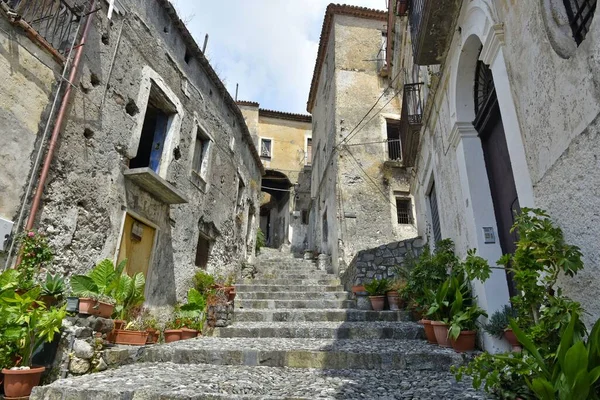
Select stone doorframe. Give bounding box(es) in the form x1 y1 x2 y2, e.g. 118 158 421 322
446 0 536 352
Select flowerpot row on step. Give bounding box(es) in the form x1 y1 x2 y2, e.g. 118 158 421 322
419 319 476 353
352 286 405 311
164 328 201 342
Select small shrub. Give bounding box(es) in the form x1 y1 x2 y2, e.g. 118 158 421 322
255 228 266 253
193 271 215 294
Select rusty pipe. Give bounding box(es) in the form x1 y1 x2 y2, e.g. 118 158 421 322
24 0 97 231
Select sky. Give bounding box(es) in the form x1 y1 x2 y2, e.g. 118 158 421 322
170 0 387 114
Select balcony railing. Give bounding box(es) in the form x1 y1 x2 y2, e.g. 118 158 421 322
409 0 462 65
3 0 83 56
387 139 402 161
400 82 424 166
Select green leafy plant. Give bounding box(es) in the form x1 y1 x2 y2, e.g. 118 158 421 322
70 258 127 302
40 273 65 297
112 272 145 321
193 270 215 294
483 304 518 338
255 228 266 253
364 278 390 296
16 230 53 291
1 287 66 367
448 305 487 340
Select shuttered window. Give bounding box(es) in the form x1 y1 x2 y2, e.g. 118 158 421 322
429 183 442 245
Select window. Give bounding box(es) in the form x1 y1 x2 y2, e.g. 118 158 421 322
260 138 272 159
236 177 245 211
429 183 442 245
192 126 211 181
306 138 312 165
130 84 176 173
301 210 309 225
195 233 211 269
563 0 597 45
386 119 402 161
322 210 328 242
396 198 413 224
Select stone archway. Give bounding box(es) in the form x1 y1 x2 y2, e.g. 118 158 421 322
259 170 292 249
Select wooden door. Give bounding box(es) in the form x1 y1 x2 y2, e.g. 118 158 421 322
117 214 156 278
475 84 519 297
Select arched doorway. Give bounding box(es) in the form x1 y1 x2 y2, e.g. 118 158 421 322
472 56 519 297
260 170 292 248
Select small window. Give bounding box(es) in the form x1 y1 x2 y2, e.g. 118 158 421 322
563 0 597 45
184 48 193 64
260 138 272 159
396 198 413 224
429 183 442 244
195 233 211 269
192 126 211 180
236 177 245 210
301 210 309 225
130 85 174 173
387 119 402 161
322 210 328 242
306 138 312 165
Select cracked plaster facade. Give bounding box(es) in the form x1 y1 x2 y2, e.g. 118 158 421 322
0 0 263 305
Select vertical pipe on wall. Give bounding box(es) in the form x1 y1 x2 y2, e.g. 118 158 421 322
24 0 97 232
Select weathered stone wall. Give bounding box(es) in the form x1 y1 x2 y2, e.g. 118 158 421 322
341 237 425 290
4 0 262 305
311 12 418 275
404 0 600 328
0 16 61 265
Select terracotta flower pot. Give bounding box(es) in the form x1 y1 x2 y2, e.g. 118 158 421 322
386 291 400 311
227 287 236 302
419 319 438 344
431 321 451 347
2 366 45 398
369 295 385 311
164 329 182 343
113 329 148 346
450 330 477 352
78 298 114 318
504 328 522 352
146 328 159 344
181 328 199 340
113 319 125 330
351 285 366 294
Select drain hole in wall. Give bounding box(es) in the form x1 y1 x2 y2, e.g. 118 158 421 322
125 99 139 116
101 32 109 45
90 73 101 87
173 146 181 160
84 128 94 139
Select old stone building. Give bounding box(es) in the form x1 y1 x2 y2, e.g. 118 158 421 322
0 0 263 304
383 0 600 348
238 102 312 253
308 5 419 277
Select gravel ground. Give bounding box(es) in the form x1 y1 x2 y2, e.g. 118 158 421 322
32 362 490 399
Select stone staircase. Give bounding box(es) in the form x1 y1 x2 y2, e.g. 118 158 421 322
31 248 488 399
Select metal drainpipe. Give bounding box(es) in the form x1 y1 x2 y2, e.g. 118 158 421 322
24 0 97 232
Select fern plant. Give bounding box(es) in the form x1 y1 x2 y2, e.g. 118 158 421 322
364 278 390 296
113 272 145 321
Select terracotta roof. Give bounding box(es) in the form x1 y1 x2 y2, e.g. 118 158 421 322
259 108 312 123
155 0 265 175
306 4 387 113
236 100 259 107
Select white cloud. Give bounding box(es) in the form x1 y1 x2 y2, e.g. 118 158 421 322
170 0 386 114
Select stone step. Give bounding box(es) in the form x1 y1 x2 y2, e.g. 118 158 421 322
235 284 344 293
234 309 411 323
32 362 487 400
257 260 318 267
237 291 349 300
143 338 466 371
212 321 424 340
241 278 341 285
255 272 334 280
237 299 356 310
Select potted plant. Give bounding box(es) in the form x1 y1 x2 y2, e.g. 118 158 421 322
113 319 148 346
448 305 487 352
164 318 183 343
386 279 406 311
40 273 65 307
364 278 389 311
1 283 66 398
193 270 215 294
178 288 207 339
70 259 127 318
351 285 371 310
483 304 521 352
141 312 160 344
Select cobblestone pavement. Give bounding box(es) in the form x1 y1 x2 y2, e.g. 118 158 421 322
33 362 490 399
32 250 490 399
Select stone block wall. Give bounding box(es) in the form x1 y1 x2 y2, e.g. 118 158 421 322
341 237 425 289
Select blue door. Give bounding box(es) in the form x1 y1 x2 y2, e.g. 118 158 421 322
149 114 169 173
